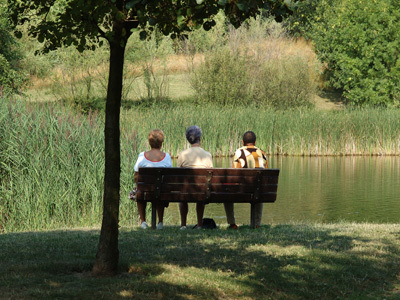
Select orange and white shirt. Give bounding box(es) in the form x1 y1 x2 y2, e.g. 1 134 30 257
232 146 268 169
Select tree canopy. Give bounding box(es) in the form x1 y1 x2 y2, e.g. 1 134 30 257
0 2 24 93
9 0 295 52
8 0 298 275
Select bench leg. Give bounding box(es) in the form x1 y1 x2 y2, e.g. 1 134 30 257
250 203 256 229
151 202 157 230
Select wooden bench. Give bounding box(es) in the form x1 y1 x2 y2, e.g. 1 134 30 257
136 167 280 229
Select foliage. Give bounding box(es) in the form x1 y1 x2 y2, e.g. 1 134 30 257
0 2 25 93
253 55 317 108
190 18 319 108
191 47 252 106
311 0 400 106
127 28 174 101
284 0 335 38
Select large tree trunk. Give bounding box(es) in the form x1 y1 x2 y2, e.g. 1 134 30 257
92 26 126 275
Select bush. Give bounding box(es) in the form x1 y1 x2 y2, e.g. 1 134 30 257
253 56 316 108
190 18 319 108
190 48 252 106
0 4 26 93
284 0 335 38
311 0 400 106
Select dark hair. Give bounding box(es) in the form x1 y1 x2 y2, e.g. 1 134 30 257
148 129 164 149
243 131 256 145
185 125 202 145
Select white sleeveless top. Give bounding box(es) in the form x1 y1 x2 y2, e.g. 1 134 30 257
134 152 172 172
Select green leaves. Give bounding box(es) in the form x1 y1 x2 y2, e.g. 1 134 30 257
311 0 400 106
14 30 22 39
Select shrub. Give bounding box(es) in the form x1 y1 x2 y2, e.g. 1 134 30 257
0 4 26 93
284 0 335 38
190 47 252 106
311 0 400 106
253 55 317 108
190 18 319 108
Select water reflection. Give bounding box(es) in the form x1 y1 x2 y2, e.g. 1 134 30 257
167 156 400 225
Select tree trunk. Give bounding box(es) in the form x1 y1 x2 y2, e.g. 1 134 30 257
92 27 126 275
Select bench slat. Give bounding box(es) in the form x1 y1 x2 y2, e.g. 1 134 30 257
137 183 278 194
137 191 277 203
138 167 280 176
137 175 279 185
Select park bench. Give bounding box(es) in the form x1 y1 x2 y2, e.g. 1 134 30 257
136 167 280 229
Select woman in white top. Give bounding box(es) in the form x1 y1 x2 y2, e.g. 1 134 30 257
134 129 172 229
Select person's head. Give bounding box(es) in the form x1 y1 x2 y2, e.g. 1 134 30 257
243 131 256 146
148 129 164 149
185 125 202 145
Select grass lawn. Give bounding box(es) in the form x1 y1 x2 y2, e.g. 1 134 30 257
1 223 400 299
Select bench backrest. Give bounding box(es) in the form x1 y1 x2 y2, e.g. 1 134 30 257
136 167 280 203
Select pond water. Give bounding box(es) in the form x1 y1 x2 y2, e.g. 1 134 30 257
165 156 400 225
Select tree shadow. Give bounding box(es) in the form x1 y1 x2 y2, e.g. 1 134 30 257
120 224 400 299
1 225 399 299
318 89 345 105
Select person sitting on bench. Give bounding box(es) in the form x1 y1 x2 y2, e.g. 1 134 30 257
177 125 213 229
224 131 268 229
134 129 172 230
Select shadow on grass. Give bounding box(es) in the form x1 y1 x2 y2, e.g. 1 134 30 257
318 90 344 105
1 224 399 299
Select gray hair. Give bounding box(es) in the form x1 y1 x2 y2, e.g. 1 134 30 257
185 125 202 144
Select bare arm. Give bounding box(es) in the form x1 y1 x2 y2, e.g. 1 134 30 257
134 172 139 184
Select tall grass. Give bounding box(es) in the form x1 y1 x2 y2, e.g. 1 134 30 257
0 98 139 232
1 98 400 232
123 104 400 157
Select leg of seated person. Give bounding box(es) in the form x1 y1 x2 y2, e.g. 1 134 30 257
196 203 205 227
137 201 147 223
223 203 236 225
255 203 263 227
179 202 188 227
156 204 164 224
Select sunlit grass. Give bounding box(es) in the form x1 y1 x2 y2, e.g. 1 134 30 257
0 223 399 299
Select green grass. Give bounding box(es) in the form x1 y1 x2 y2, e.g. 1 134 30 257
0 222 399 299
122 103 400 157
1 98 400 232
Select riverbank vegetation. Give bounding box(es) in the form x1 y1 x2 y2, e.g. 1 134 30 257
1 97 400 232
1 0 400 238
1 222 400 299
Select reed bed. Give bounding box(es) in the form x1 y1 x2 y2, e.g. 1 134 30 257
1 98 400 232
122 104 400 157
0 99 137 232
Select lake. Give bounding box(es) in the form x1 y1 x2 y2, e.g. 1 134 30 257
165 156 400 225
